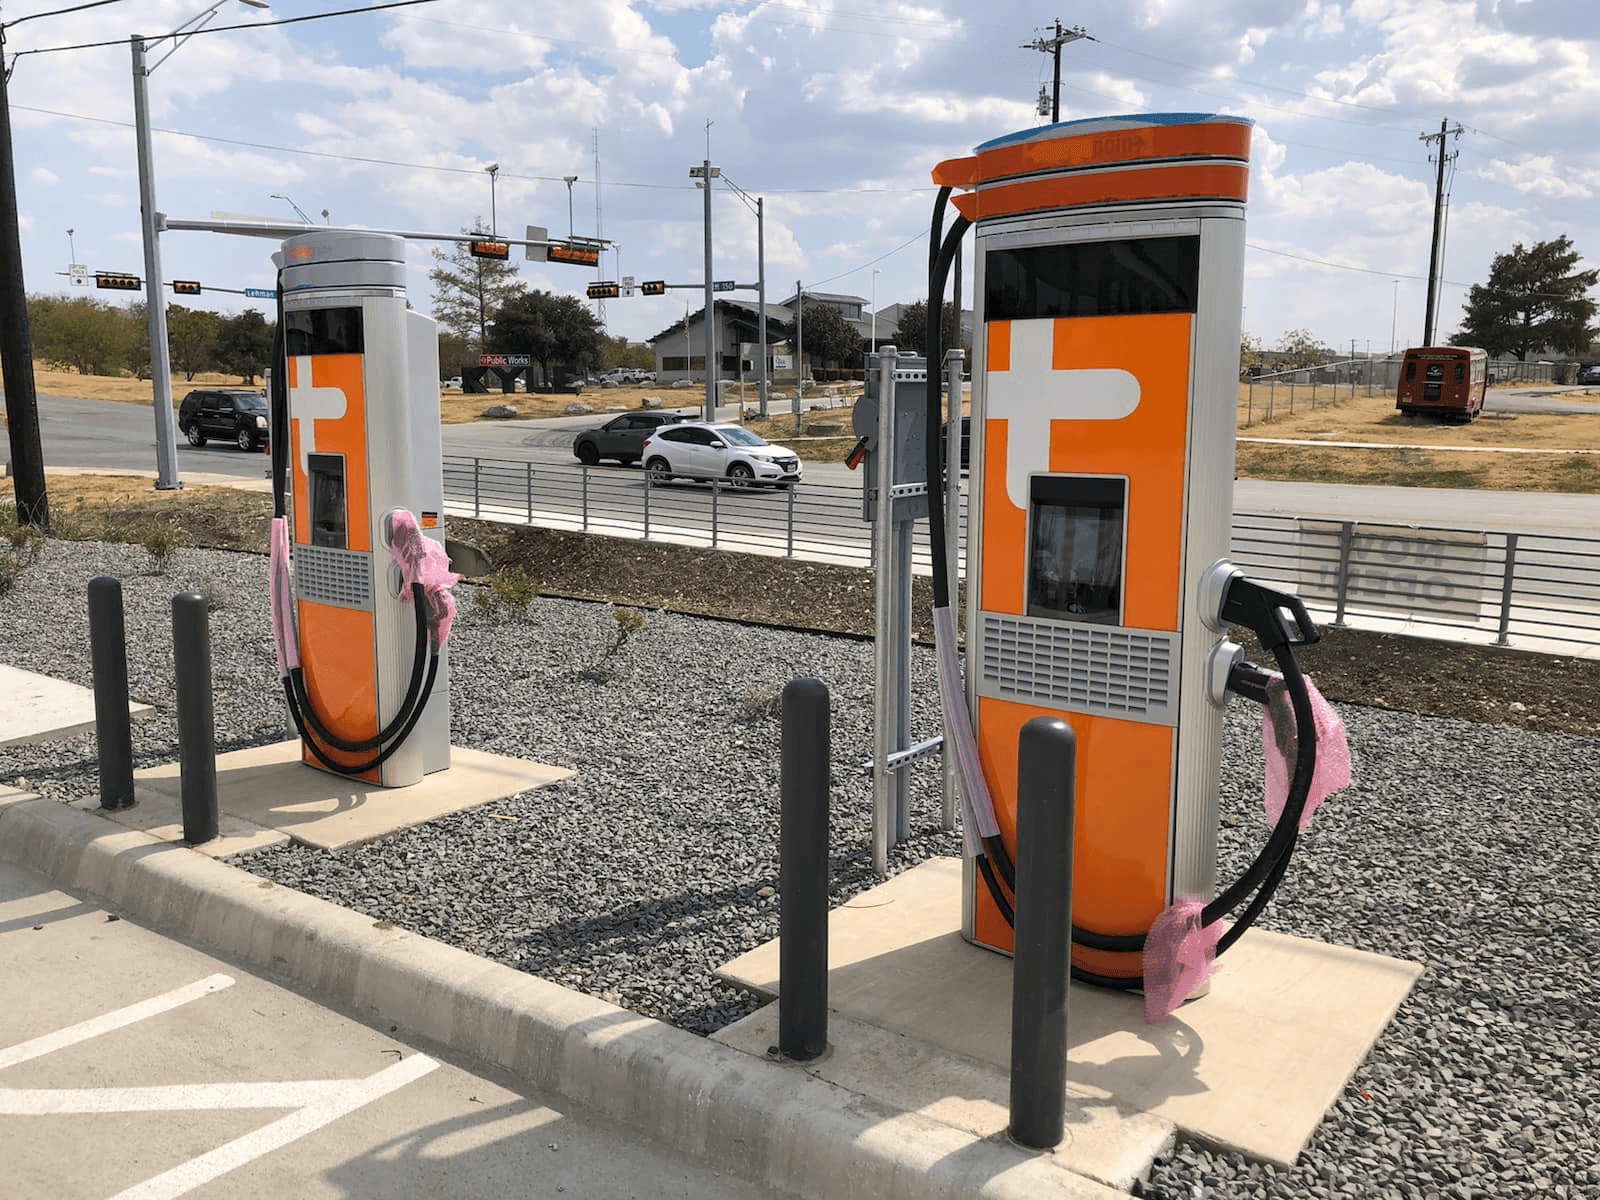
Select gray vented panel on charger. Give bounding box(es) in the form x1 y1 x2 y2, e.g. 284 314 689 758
294 545 372 609
977 611 1178 725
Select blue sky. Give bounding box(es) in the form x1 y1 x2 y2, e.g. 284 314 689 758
6 0 1599 357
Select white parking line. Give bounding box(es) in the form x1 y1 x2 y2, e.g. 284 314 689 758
0 1079 355 1113
0 974 234 1071
104 1054 439 1200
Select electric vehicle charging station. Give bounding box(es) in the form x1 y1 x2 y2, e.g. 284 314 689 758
923 113 1328 989
270 231 452 788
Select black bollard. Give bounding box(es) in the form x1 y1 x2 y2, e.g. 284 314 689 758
779 676 830 1061
88 576 136 810
1008 715 1077 1150
171 592 218 845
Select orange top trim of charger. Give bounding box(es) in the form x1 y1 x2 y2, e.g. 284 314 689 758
933 113 1252 220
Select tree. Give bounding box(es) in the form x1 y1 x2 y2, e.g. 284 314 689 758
797 301 863 369
214 309 274 384
1452 236 1598 361
28 294 137 376
166 304 222 381
429 220 525 353
1273 328 1328 369
488 289 605 382
892 299 963 356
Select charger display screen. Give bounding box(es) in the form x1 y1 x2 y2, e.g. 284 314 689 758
307 453 348 549
1027 475 1126 624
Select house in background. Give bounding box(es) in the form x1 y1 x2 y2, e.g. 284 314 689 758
649 301 793 385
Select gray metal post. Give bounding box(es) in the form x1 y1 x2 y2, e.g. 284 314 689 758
779 676 830 1061
1497 533 1519 646
871 347 898 875
702 159 716 422
757 197 769 419
1008 715 1076 1151
473 459 482 518
1333 521 1355 627
132 35 181 490
526 461 534 524
942 349 965 832
88 577 136 811
786 482 795 558
793 281 804 436
171 592 218 845
893 519 912 844
581 464 590 531
710 479 720 549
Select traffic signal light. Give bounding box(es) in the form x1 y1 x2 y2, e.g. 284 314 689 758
640 280 666 295
95 272 141 291
549 242 601 267
469 239 510 260
172 280 202 295
587 281 620 300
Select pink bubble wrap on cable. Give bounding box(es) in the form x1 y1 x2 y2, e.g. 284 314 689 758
1262 673 1351 830
269 516 299 677
387 509 460 648
1142 896 1222 1024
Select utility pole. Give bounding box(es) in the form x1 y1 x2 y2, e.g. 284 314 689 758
1022 19 1089 123
1420 119 1462 347
0 23 49 528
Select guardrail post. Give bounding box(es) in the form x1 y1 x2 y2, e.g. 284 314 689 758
580 465 590 531
473 459 482 519
1009 715 1075 1151
643 471 652 540
1497 533 1519 646
526 461 534 525
779 676 830 1062
172 592 219 845
711 479 721 550
1333 521 1355 626
786 482 796 557
88 576 136 811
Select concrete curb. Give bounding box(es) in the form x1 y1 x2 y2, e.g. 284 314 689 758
0 795 1118 1200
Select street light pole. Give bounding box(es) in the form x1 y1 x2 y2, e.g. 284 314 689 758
721 174 769 418
485 162 498 236
563 175 577 238
131 32 181 490
691 160 719 422
132 0 270 492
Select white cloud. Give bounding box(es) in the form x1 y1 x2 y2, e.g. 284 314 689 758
31 167 60 185
1474 156 1594 201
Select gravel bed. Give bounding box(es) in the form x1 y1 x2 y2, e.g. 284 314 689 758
2 539 1594 1198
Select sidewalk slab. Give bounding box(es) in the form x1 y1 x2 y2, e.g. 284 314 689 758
119 740 573 851
715 857 1422 1167
0 664 153 748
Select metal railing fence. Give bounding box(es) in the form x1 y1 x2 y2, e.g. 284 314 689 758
444 454 1600 654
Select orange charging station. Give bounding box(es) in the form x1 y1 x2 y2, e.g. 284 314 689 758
935 114 1253 980
274 232 450 787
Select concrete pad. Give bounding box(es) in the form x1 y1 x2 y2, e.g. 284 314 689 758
129 740 573 851
0 664 153 748
68 792 291 858
712 1005 1175 1192
715 857 1422 1167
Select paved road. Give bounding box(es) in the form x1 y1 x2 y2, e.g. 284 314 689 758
1 858 768 1200
12 391 1600 537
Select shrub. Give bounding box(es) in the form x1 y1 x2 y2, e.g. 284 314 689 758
472 565 541 622
135 518 187 573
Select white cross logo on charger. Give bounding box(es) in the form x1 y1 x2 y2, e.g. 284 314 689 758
287 355 348 477
987 319 1142 511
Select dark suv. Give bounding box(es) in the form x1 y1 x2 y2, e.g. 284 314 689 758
178 388 270 451
572 411 691 466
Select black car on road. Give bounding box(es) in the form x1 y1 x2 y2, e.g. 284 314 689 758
178 388 270 452
572 411 691 466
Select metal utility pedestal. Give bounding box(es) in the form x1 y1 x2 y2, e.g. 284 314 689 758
858 347 942 875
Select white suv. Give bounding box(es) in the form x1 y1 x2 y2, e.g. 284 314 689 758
642 422 802 489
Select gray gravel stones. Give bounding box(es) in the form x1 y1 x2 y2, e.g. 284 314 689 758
2 538 1594 1197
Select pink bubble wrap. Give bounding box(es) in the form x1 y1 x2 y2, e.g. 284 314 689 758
387 509 460 648
1263 673 1351 830
1142 896 1222 1024
269 516 299 677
